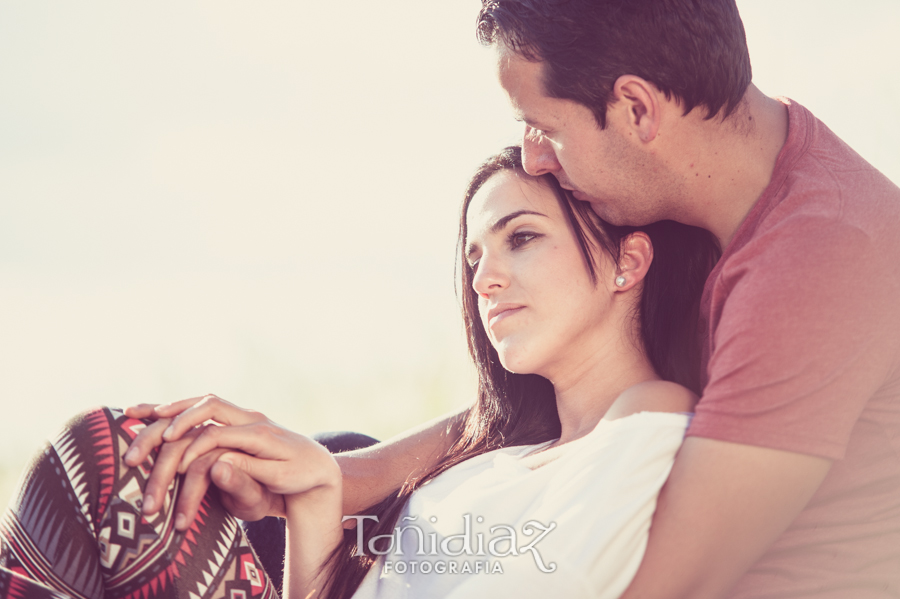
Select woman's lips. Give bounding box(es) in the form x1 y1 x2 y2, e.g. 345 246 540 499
488 305 525 329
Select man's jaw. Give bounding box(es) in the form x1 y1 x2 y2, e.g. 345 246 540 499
553 174 607 210
572 190 593 202
555 175 587 199
555 175 576 192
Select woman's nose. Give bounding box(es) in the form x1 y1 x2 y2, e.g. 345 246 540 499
522 131 562 177
472 253 509 297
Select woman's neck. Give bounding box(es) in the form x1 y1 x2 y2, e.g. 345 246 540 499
547 336 660 446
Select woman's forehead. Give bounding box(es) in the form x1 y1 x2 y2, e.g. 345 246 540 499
466 171 559 233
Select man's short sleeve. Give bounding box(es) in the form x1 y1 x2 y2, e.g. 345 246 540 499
688 215 900 460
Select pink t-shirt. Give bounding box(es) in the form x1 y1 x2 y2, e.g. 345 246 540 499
689 99 900 597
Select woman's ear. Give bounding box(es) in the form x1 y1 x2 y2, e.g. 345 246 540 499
611 232 653 293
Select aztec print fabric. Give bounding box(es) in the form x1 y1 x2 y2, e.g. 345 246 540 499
0 408 278 599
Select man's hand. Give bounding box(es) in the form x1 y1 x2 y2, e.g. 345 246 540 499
619 436 831 599
124 396 285 530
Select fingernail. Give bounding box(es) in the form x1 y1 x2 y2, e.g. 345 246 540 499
124 447 138 465
142 495 156 514
162 425 174 441
175 513 187 530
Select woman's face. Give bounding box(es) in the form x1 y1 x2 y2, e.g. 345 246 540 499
465 170 618 379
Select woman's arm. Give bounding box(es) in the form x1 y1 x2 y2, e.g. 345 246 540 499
123 397 468 525
335 406 468 514
283 477 343 599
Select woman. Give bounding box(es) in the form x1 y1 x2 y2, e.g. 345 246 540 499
0 147 719 599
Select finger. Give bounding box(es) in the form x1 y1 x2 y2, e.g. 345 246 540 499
210 460 275 521
216 450 309 495
179 423 277 471
152 395 210 419
124 403 159 419
164 395 265 443
172 447 228 531
123 418 172 467
140 428 201 516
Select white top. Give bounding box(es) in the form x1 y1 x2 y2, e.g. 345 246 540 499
352 411 690 599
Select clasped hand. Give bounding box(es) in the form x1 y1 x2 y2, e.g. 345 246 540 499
123 394 340 531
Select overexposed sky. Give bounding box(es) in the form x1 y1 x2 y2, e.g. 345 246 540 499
1 1 898 502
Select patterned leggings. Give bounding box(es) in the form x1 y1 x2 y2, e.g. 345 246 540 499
0 408 277 599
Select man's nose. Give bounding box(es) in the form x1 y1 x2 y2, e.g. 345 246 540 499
521 130 562 177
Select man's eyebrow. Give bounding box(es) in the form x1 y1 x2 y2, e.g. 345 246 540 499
465 210 548 260
513 114 542 129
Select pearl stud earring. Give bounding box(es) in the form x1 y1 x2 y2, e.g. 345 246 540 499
615 275 626 287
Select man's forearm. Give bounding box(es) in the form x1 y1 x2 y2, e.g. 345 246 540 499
619 436 831 599
335 405 468 515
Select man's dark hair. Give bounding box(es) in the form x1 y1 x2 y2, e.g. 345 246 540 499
477 0 752 128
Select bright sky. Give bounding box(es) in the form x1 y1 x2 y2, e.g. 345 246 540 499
1 1 898 503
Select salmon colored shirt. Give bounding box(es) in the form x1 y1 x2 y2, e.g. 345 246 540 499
689 99 900 597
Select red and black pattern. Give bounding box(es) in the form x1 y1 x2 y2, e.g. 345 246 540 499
0 408 277 599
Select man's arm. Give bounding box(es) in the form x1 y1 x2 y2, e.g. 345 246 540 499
619 436 831 599
335 406 468 515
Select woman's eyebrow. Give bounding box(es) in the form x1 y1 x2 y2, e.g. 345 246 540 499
490 209 547 233
466 210 549 260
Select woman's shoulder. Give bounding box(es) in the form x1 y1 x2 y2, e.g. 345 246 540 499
603 380 698 421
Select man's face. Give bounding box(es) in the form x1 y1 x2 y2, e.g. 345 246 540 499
496 48 673 226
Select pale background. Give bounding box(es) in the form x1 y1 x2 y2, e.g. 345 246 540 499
2 1 898 508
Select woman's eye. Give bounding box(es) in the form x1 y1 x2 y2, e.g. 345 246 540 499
469 259 480 272
509 232 538 249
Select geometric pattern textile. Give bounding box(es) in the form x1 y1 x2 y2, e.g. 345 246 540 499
0 408 278 599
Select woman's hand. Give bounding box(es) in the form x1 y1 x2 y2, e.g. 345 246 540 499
149 395 344 597
158 394 341 498
123 395 293 530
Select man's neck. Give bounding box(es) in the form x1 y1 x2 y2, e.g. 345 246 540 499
671 85 789 249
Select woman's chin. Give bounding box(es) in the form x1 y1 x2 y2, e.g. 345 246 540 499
496 349 537 376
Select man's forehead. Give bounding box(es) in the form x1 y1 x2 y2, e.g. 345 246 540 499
496 46 545 99
495 48 562 127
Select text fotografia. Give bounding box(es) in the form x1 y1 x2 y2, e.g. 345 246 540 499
342 514 557 573
384 560 503 575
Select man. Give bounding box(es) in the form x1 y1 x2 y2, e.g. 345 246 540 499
130 1 900 596
470 1 900 597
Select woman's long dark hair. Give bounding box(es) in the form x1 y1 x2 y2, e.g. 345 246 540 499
324 146 720 597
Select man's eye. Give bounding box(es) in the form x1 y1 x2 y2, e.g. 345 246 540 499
527 128 545 141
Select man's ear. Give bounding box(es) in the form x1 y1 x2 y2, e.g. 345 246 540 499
611 75 662 143
611 232 653 292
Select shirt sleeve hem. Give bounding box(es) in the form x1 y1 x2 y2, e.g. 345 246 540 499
686 414 846 461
